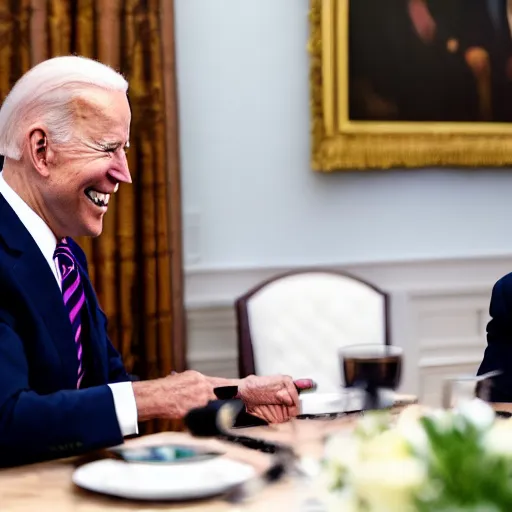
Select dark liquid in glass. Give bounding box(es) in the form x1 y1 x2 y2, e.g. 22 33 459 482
343 355 402 390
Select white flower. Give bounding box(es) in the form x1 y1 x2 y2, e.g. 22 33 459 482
484 419 512 456
359 429 411 462
395 407 429 457
355 412 389 439
323 488 359 512
324 432 360 467
456 399 496 431
321 404 511 511
351 458 426 512
426 409 453 432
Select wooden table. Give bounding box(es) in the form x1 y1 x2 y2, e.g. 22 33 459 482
1 400 503 511
0 416 357 512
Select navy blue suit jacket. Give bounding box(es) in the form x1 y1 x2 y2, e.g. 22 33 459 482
0 193 130 466
478 272 512 401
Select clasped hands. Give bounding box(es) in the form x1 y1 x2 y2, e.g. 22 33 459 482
236 374 313 423
136 371 314 424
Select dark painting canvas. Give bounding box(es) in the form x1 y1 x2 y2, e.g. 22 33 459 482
349 0 512 122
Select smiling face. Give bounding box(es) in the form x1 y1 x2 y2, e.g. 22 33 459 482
35 88 132 238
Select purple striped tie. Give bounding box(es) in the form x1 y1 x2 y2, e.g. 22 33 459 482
54 238 85 388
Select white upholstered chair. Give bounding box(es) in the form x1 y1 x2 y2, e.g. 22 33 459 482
235 270 390 392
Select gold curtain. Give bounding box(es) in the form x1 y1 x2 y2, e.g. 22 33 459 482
0 0 185 433
0 1 31 98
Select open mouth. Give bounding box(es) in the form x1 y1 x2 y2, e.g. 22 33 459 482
85 188 110 208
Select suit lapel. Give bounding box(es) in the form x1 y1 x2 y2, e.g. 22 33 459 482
0 195 79 387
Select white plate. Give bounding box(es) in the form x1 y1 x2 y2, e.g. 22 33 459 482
299 391 360 415
299 389 400 415
72 457 255 501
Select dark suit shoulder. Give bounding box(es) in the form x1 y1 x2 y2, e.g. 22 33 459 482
478 272 512 400
491 272 512 299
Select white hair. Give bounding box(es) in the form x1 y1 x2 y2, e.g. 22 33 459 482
0 56 128 160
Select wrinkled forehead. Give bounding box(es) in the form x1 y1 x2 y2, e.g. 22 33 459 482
70 87 131 141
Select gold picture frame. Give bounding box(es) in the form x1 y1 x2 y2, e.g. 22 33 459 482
310 0 512 171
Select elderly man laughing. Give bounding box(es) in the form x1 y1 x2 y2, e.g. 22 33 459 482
0 56 311 466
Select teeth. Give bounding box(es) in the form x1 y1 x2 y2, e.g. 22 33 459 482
86 190 110 207
114 183 119 193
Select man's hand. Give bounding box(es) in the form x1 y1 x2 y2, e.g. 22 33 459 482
237 375 314 424
248 404 295 424
238 375 314 406
133 370 216 421
132 371 315 425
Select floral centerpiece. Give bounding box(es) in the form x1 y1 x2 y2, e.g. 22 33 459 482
321 400 512 511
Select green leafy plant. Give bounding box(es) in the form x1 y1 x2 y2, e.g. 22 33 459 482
322 401 512 511
415 414 512 511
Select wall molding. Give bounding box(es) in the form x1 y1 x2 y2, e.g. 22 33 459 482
419 355 485 368
184 254 512 307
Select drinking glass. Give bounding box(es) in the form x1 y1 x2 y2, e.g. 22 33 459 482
442 370 502 409
339 344 403 410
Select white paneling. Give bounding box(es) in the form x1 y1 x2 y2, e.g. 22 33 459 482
185 256 507 406
186 307 238 378
414 292 489 343
187 352 238 379
418 310 480 341
412 292 489 367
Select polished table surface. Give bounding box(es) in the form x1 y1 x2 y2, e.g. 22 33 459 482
0 402 507 512
0 416 359 512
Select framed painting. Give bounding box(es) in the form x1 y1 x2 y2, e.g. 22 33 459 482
310 0 512 170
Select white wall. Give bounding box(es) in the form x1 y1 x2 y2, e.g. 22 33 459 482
176 0 512 271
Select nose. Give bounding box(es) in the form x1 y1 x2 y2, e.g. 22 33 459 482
108 151 132 184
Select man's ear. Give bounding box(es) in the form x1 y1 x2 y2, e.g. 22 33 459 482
28 129 50 177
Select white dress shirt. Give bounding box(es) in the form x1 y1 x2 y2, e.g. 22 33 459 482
0 173 138 437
